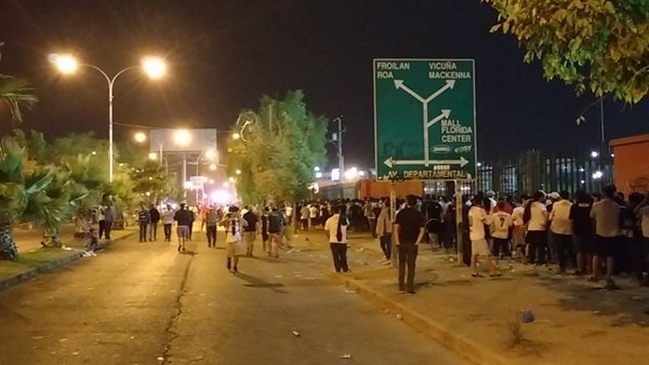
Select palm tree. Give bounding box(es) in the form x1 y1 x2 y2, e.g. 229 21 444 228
0 74 37 123
0 138 54 259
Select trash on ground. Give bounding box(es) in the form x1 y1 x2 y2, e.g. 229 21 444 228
292 331 300 337
344 290 356 294
340 354 352 359
521 310 535 323
395 314 403 320
157 356 165 361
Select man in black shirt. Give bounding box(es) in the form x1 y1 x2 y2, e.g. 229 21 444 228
569 190 593 275
394 194 426 294
242 207 259 257
174 203 193 252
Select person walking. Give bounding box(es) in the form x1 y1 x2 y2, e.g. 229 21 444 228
267 207 283 258
174 203 193 252
590 185 621 290
162 204 175 242
375 201 393 263
103 203 115 240
148 204 160 241
394 194 425 294
224 206 247 273
324 204 350 273
138 205 150 242
242 206 259 256
205 206 219 248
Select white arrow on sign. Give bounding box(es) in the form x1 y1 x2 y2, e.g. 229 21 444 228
384 156 469 168
427 109 451 128
425 80 456 102
394 80 425 103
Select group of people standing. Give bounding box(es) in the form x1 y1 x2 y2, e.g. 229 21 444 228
464 186 649 290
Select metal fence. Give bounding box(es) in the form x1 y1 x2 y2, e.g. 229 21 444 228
423 150 613 199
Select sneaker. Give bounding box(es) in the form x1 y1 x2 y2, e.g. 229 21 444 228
471 273 484 278
604 280 620 291
399 290 406 294
177 245 181 252
489 273 502 278
233 267 239 273
587 276 599 283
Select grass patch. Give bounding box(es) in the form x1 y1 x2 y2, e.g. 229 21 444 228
0 248 79 280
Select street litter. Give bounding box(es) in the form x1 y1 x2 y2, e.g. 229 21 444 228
395 314 403 320
521 310 535 323
292 331 300 337
340 354 352 359
344 290 356 294
157 357 165 361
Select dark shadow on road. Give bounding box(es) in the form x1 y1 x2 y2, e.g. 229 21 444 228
234 272 287 294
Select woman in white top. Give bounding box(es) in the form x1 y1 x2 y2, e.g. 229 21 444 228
524 191 549 266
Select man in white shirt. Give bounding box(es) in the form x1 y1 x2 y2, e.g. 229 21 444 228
549 191 573 273
324 205 350 273
162 205 175 242
511 198 527 264
590 185 621 289
525 191 549 266
468 197 499 277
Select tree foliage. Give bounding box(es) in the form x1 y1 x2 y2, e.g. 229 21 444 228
227 91 327 204
483 0 649 102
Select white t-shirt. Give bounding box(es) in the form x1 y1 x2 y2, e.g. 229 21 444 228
468 206 491 241
527 201 548 231
163 210 175 225
590 198 620 237
549 200 572 235
491 211 512 239
324 214 349 243
309 206 318 218
512 206 525 227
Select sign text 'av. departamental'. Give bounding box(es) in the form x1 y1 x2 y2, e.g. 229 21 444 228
373 59 476 180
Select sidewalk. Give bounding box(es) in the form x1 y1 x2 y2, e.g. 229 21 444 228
292 230 649 365
0 227 136 290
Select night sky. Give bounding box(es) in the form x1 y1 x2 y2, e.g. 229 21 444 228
1 0 648 168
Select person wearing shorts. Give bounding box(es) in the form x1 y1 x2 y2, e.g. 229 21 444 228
512 198 527 264
174 203 193 252
491 201 513 269
589 185 621 290
468 197 500 278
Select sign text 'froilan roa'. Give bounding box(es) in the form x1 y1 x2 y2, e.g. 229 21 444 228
373 59 477 181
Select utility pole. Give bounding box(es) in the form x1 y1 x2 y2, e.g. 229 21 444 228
333 115 345 199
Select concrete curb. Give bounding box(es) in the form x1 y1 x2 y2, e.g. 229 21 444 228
328 272 517 365
0 231 136 291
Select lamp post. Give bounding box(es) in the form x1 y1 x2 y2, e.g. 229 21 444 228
577 98 608 183
50 54 167 183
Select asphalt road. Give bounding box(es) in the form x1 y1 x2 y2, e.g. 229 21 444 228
0 230 472 365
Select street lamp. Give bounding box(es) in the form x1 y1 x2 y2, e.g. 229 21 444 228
232 132 241 140
148 152 158 160
134 132 147 143
50 53 167 183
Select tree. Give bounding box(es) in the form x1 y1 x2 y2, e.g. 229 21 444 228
227 91 327 204
0 138 55 259
483 0 649 102
0 75 37 123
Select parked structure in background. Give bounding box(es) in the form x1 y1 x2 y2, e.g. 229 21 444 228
611 133 649 197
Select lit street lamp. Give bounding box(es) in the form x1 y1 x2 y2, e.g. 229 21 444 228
50 53 167 183
134 132 147 143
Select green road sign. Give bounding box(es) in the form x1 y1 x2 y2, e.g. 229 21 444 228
373 59 476 181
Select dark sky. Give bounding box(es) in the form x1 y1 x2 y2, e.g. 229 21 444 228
1 0 648 168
